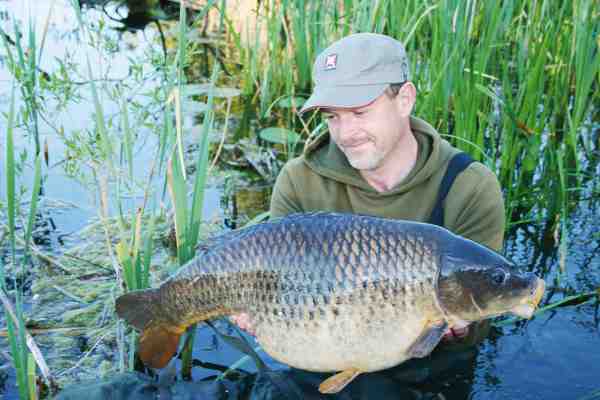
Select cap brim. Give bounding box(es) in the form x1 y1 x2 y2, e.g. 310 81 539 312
299 84 388 114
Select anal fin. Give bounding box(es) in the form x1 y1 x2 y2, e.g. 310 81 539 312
318 368 362 394
406 320 448 358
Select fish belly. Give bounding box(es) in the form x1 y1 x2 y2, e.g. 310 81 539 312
254 299 438 373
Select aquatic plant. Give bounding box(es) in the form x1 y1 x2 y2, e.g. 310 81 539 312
1 83 46 399
226 0 599 229
2 80 29 400
0 3 64 395
71 0 224 378
165 2 227 379
0 16 41 160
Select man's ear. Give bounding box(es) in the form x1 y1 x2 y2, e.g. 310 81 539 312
394 82 416 117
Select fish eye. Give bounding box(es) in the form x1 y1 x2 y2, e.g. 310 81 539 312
491 269 507 285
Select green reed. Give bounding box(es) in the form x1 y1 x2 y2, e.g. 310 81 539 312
72 0 221 376
569 0 599 159
228 0 598 227
168 4 215 266
70 0 162 294
0 19 41 159
162 2 221 379
0 4 56 393
70 0 155 375
1 84 39 399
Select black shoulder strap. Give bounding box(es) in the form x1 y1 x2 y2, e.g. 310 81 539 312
429 152 474 227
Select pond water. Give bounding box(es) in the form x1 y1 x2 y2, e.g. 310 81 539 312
1 1 599 399
0 1 226 232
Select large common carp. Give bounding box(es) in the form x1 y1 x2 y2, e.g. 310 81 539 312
116 212 545 393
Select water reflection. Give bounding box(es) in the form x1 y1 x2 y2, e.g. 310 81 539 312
79 0 181 31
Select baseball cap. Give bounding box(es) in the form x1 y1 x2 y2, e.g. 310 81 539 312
299 33 411 114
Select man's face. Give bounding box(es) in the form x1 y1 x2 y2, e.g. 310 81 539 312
322 91 407 171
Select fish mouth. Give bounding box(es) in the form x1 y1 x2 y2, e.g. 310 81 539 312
511 278 545 319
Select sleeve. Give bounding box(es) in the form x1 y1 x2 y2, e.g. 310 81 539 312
445 163 505 252
269 162 304 218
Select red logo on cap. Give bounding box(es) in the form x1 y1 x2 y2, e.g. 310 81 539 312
324 54 338 70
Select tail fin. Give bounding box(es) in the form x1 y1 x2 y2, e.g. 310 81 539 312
115 289 185 368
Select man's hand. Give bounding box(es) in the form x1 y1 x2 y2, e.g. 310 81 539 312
229 313 256 336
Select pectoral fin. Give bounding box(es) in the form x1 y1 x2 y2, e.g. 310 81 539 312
318 368 362 394
406 320 448 358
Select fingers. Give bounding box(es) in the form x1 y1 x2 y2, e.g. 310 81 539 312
441 325 469 342
229 313 256 336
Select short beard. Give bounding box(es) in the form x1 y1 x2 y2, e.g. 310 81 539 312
345 151 385 171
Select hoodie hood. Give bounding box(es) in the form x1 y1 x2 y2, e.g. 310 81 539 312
303 116 458 195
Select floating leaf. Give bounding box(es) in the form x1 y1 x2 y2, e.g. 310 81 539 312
211 87 241 98
277 96 306 109
182 84 241 99
258 127 300 145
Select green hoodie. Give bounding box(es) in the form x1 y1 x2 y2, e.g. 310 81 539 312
270 116 505 252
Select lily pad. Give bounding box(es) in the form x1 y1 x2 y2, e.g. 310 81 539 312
182 84 241 99
277 96 306 109
211 87 242 98
258 127 301 146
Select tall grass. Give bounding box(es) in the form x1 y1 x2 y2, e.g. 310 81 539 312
1 83 41 399
0 3 61 396
164 2 222 378
72 1 166 236
2 82 27 400
226 0 598 228
0 19 41 158
66 0 222 378
69 0 166 374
